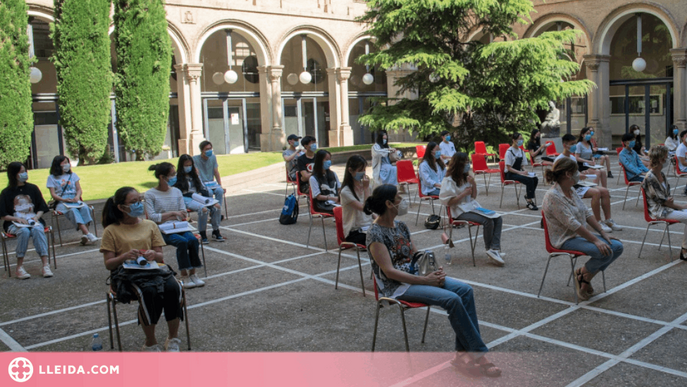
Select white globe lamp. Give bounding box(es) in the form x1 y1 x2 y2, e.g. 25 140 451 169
29 67 42 84
299 71 312 84
362 73 374 85
212 72 225 85
224 70 238 84
632 57 646 73
429 73 440 83
286 73 299 85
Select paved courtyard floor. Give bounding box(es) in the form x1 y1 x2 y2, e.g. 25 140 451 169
1 156 686 386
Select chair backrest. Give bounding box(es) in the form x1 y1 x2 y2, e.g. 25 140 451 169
415 145 426 159
397 160 417 183
307 183 333 217
286 169 296 184
372 276 380 301
471 153 488 172
675 155 685 176
498 144 510 160
417 177 428 198
618 163 631 185
545 141 558 156
498 161 507 183
640 187 655 222
615 147 623 156
541 211 556 254
475 141 488 154
333 206 345 245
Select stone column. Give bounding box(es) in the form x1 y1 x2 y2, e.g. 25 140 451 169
258 66 274 151
269 65 284 151
184 64 206 156
584 55 611 147
326 68 341 146
174 64 192 156
337 67 354 146
385 66 418 142
671 49 687 130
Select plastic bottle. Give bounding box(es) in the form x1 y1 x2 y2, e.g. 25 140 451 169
91 333 103 351
444 244 451 265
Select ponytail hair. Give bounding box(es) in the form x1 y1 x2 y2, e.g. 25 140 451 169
148 162 174 180
544 157 578 185
102 186 137 228
363 184 397 216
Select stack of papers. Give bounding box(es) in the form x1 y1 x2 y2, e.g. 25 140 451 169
63 201 86 208
122 260 164 270
158 221 192 234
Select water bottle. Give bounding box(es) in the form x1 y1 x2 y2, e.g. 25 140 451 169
91 333 103 351
444 244 451 265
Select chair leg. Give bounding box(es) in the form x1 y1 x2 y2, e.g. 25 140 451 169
106 294 114 350
50 229 56 269
320 217 327 251
335 248 343 290
468 225 476 267
622 185 631 210
571 256 579 305
223 195 229 220
673 176 682 195
182 288 191 350
306 213 314 248
601 270 607 293
637 224 651 258
666 223 673 261
90 206 98 237
372 302 381 352
482 174 489 196
112 299 122 351
499 184 505 208
55 214 63 247
537 255 554 298
356 248 366 297
635 188 642 207
200 242 207 278
566 256 579 287
421 305 430 344
398 306 410 352
415 199 423 226
2 237 9 276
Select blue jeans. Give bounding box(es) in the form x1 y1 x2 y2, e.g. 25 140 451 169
561 236 623 274
162 231 201 271
7 224 49 258
183 197 220 233
55 203 93 231
398 277 489 353
207 186 224 208
628 175 644 182
425 188 441 196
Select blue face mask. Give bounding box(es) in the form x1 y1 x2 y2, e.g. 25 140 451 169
354 171 365 181
204 149 213 157
125 202 144 218
383 139 387 145
445 135 451 142
167 176 177 186
517 139 524 147
584 134 592 141
323 160 331 170
435 150 442 159
569 144 577 153
674 129 679 136
629 140 636 148
310 143 318 152
18 172 28 182
463 163 470 174
183 165 193 174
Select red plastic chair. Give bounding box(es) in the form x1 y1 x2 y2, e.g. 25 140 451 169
498 143 510 161
615 147 623 184
638 187 679 260
371 276 430 352
332 206 366 296
498 161 522 209
306 186 334 251
617 149 643 210
285 169 297 197
444 206 481 266
673 155 686 195
474 141 496 163
414 178 444 226
539 211 605 304
396 160 419 204
471 153 499 195
545 141 560 157
296 171 311 203
415 145 426 160
51 197 98 246
523 146 544 174
1 226 56 277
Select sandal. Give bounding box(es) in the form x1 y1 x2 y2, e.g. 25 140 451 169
680 248 687 261
478 362 502 378
574 268 591 301
450 356 482 378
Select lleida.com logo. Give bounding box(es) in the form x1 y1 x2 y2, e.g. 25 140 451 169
8 357 33 383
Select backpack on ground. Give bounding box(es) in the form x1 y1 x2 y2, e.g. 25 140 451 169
279 194 299 225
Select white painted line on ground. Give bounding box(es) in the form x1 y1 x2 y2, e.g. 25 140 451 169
0 327 26 351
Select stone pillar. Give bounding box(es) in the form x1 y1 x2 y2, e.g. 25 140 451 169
385 67 418 142
258 66 274 151
326 68 341 146
183 64 206 156
269 65 285 151
584 55 611 147
337 67 354 146
671 49 687 130
174 64 192 156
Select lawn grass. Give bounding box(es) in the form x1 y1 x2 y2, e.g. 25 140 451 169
0 152 283 201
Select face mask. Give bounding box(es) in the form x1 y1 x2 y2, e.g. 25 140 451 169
183 165 193 174
463 163 470 174
354 171 365 181
310 143 318 152
323 160 332 170
569 144 577 153
674 129 679 136
584 134 592 142
571 171 580 185
62 164 71 173
445 135 451 141
204 149 213 157
629 140 636 148
434 150 442 159
391 198 408 216
382 139 387 145
167 176 177 186
125 202 144 218
634 130 640 136
18 172 28 182
517 139 524 147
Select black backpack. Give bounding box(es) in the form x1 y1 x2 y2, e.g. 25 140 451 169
279 194 299 225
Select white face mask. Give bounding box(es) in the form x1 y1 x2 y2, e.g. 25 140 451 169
571 171 580 185
391 198 408 216
634 130 640 136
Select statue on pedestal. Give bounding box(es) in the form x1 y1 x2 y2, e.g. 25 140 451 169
540 101 560 137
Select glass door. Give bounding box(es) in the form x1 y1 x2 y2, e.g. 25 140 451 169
203 98 249 155
282 96 329 147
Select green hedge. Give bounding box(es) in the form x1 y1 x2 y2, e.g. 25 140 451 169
52 0 113 165
113 0 172 161
0 0 33 170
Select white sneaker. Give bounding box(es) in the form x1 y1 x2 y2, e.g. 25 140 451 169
80 234 88 246
181 276 197 289
600 223 613 233
605 219 623 231
15 266 30 280
141 343 163 352
486 250 505 267
42 265 53 278
189 274 205 287
86 233 98 244
164 337 181 352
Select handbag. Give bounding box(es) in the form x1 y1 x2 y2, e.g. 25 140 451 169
410 250 438 276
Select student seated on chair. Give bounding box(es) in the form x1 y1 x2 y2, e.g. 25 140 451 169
144 163 204 289
526 129 554 166
439 152 505 266
630 125 650 166
297 135 318 194
0 162 52 279
675 130 687 195
174 154 222 244
504 132 539 210
542 157 623 302
576 127 613 180
193 141 226 217
619 132 649 182
556 134 621 233
340 155 373 246
100 186 183 352
364 184 501 378
438 130 456 164
282 134 303 182
309 149 341 215
642 145 687 261
371 130 398 188
665 125 679 156
419 142 446 196
46 156 97 245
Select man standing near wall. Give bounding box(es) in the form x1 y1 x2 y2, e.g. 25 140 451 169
193 141 226 241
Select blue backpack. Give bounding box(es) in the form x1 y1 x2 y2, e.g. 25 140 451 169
279 194 299 225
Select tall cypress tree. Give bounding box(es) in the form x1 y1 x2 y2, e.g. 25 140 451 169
0 0 33 169
52 0 113 165
113 0 172 161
